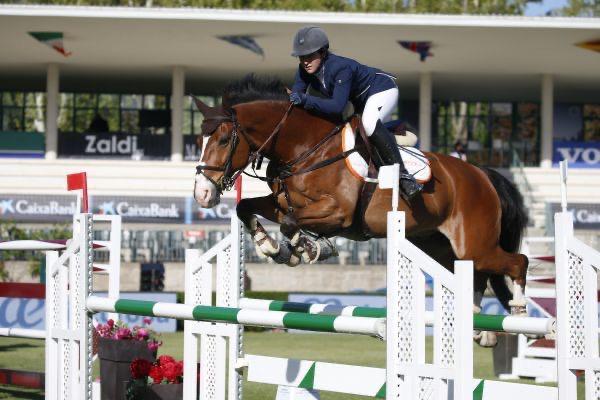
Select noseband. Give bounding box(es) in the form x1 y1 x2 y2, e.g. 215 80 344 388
195 103 294 195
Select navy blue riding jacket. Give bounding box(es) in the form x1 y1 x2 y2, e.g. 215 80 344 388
291 53 396 116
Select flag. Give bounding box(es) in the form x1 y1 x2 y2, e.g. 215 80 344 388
218 35 264 59
29 32 72 57
576 40 600 54
67 172 88 213
398 41 433 62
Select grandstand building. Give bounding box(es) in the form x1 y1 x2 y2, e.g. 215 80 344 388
0 5 599 273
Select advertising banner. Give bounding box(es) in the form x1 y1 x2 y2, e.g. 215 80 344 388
92 195 186 224
184 135 202 162
547 203 600 231
0 194 237 224
58 132 170 159
553 140 600 168
0 292 178 333
187 197 237 224
0 194 76 223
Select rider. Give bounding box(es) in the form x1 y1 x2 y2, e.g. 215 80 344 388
289 26 423 199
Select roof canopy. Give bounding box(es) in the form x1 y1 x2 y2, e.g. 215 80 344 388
1 5 599 102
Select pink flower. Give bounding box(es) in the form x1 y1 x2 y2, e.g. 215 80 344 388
136 328 149 340
143 317 152 325
107 319 115 328
115 327 131 340
147 340 161 352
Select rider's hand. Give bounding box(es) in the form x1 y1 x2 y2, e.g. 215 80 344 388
289 92 306 106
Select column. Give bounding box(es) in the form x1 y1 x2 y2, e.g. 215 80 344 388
540 74 554 168
45 64 59 160
171 66 185 162
419 72 432 152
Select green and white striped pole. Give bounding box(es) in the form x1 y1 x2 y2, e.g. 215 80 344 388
86 297 386 338
239 298 555 336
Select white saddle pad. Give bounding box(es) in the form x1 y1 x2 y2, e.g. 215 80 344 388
341 123 432 184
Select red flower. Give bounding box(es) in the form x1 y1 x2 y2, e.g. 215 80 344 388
149 364 164 384
130 358 152 380
157 355 176 366
162 361 183 383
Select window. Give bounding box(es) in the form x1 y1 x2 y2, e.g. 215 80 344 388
57 93 171 134
183 96 217 136
0 92 46 133
583 104 600 141
434 101 541 167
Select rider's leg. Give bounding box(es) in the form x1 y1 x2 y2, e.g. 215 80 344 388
362 88 423 199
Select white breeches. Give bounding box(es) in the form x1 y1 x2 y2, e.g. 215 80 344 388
361 87 399 136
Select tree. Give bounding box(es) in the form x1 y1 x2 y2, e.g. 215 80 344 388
2 0 539 15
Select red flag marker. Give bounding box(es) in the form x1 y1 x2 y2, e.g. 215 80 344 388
67 172 89 213
235 176 243 204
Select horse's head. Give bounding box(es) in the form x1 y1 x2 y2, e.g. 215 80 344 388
192 96 252 208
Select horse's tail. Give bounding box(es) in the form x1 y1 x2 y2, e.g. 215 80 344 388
481 167 529 311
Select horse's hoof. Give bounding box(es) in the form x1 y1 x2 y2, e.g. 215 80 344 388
473 330 498 347
254 243 267 259
254 231 279 257
286 253 301 267
509 303 527 317
301 239 321 264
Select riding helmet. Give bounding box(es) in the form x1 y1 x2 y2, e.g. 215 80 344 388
291 26 329 57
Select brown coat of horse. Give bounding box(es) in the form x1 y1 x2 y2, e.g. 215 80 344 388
193 77 529 326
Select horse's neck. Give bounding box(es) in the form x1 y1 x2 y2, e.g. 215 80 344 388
274 110 342 164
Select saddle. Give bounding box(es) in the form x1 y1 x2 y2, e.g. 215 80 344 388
342 116 431 184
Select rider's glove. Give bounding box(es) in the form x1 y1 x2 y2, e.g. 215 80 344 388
289 92 306 106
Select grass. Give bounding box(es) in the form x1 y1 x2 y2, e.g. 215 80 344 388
0 331 571 400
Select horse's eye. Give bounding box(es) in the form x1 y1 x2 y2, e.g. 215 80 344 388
218 136 230 146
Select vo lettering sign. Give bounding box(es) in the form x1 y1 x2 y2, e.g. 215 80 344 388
553 141 600 168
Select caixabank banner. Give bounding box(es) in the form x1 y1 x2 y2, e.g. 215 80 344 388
0 193 236 224
92 196 186 224
547 203 600 231
0 194 77 222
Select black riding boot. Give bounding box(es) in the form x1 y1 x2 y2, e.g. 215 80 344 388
369 120 423 199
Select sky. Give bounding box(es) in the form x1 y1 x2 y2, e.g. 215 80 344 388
524 0 569 16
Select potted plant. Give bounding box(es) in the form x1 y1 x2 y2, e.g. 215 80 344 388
96 318 162 400
126 355 184 400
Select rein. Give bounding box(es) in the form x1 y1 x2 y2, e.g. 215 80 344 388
195 103 356 208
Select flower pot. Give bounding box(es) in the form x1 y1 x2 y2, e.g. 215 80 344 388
98 337 156 400
131 383 183 400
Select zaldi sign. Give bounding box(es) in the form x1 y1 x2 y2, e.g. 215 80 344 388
58 132 170 159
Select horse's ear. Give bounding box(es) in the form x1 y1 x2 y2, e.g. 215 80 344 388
190 95 214 116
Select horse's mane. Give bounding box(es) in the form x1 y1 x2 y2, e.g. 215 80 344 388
222 74 288 108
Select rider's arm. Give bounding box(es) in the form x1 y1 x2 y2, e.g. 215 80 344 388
291 68 308 94
304 68 352 115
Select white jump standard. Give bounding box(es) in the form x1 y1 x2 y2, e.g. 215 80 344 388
43 163 600 400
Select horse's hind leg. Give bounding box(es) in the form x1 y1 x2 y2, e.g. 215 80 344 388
472 248 529 315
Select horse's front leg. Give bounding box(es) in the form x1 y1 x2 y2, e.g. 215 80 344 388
280 197 347 264
236 196 302 266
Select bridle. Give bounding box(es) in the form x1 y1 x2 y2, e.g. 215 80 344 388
195 103 294 195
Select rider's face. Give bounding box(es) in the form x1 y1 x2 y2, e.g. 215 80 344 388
299 51 323 74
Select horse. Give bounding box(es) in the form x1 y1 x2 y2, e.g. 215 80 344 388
192 75 529 345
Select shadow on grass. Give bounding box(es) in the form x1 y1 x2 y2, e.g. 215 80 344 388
0 344 40 352
0 385 43 400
